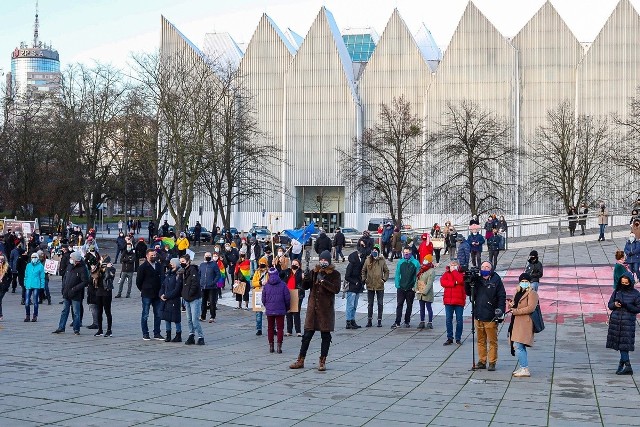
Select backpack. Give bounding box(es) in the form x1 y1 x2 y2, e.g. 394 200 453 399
530 303 545 333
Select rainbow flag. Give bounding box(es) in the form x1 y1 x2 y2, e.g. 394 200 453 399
236 260 251 281
217 259 226 278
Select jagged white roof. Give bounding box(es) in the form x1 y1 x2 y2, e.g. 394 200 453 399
415 23 442 65
284 27 304 51
202 32 244 69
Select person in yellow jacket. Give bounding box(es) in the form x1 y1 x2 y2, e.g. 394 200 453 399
176 232 190 257
252 256 269 336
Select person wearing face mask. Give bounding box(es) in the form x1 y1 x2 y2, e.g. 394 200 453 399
467 224 485 269
523 250 544 291
84 247 102 330
344 250 365 329
136 249 165 340
223 243 239 288
418 233 433 266
597 202 609 241
392 247 421 329
234 250 252 310
284 258 305 336
116 243 136 298
614 250 633 290
24 253 45 322
624 234 640 282
262 267 291 354
273 248 289 273
160 258 183 342
252 257 270 335
507 273 539 378
290 250 341 371
0 255 11 320
416 258 435 329
361 244 389 327
199 252 221 323
115 232 126 264
465 261 506 371
53 252 88 335
178 255 204 345
607 273 640 375
441 260 465 344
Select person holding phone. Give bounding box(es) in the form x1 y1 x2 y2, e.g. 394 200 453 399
507 273 539 377
606 273 640 375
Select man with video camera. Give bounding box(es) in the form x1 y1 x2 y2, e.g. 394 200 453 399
465 261 506 371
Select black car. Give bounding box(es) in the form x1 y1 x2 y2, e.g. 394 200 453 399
186 226 212 242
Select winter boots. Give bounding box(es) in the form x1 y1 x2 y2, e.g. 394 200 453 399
347 320 361 329
318 356 327 372
269 342 275 353
290 356 305 369
277 342 282 354
617 362 633 375
171 332 182 343
165 332 172 343
366 318 372 327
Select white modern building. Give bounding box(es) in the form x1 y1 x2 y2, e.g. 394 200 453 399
160 0 640 232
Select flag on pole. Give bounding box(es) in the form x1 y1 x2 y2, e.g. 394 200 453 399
283 221 316 244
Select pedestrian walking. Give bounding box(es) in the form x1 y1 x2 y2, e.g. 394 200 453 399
507 273 539 377
262 267 291 354
607 273 640 375
524 250 544 291
289 250 341 371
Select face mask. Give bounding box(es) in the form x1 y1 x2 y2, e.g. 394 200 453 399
225 246 231 251
473 231 478 235
205 257 212 262
403 253 411 259
127 246 132 251
278 251 284 256
451 265 458 271
529 257 536 263
212 256 219 261
180 263 187 269
371 251 379 258
259 264 267 269
630 235 636 242
480 270 491 277
31 258 38 265
319 261 330 268
520 281 530 289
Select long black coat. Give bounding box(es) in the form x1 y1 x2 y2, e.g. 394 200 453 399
345 251 364 293
606 285 640 352
303 264 341 332
159 271 182 323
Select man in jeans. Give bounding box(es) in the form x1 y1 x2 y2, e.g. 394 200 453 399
136 249 164 340
466 261 506 371
392 247 420 329
115 243 136 298
440 260 466 345
180 254 204 345
52 252 88 335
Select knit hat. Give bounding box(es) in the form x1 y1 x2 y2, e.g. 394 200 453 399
268 267 278 275
70 252 83 262
169 258 180 268
319 250 332 262
529 250 538 257
518 273 532 282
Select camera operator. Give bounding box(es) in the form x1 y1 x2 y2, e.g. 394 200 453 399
465 261 506 371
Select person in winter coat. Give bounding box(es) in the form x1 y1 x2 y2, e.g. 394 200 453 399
136 249 164 340
179 254 203 345
391 227 404 260
507 273 539 378
467 226 485 269
578 203 588 235
597 202 609 242
333 228 346 262
430 224 444 264
160 258 183 343
614 250 633 290
283 258 304 336
486 227 504 270
466 261 506 371
567 207 578 237
484 217 494 240
92 256 115 337
53 252 89 334
624 233 640 281
252 257 270 334
199 252 221 323
457 237 471 271
235 251 252 310
361 244 389 327
115 232 126 263
176 232 190 257
290 250 341 371
445 226 459 260
606 273 640 375
392 247 420 329
0 254 11 320
441 260 466 345
357 231 374 257
344 250 365 329
134 238 147 272
262 267 291 354
24 252 45 322
116 243 136 298
223 243 239 287
418 233 433 264
524 250 544 291
416 258 435 329
314 230 332 255
381 223 393 259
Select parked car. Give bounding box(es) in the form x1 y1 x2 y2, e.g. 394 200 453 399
249 227 271 243
186 226 212 242
368 218 393 232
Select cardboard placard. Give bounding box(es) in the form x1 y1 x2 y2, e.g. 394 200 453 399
288 289 299 313
252 290 264 312
415 280 426 294
432 238 445 249
44 259 59 275
232 281 246 295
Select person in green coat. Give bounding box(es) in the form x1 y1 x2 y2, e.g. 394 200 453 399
392 247 421 329
614 250 633 290
24 253 45 322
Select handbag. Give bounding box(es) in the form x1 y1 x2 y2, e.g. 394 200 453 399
530 303 545 333
232 280 246 295
432 238 445 249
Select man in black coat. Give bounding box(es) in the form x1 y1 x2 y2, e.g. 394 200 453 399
332 228 346 263
357 231 374 257
116 243 136 298
180 254 203 345
344 251 365 329
52 252 89 334
314 230 332 255
136 249 164 340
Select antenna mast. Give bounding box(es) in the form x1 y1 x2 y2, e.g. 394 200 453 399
33 0 40 47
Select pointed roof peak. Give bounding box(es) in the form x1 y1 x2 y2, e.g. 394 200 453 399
261 14 298 55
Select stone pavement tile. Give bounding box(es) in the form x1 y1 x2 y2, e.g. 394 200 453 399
143 393 211 408
146 415 223 427
373 408 438 424
173 407 240 423
36 401 107 416
547 420 603 427
92 408 161 423
4 408 76 424
246 406 317 421
67 394 138 408
303 412 372 426
444 402 497 414
320 406 383 419
364 419 425 427
428 416 493 427
601 414 640 426
52 414 144 427
227 413 301 427
0 416 41 427
491 413 547 426
328 399 394 412
119 401 188 415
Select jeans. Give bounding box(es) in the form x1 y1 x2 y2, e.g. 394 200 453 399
256 311 263 330
445 305 464 340
419 300 433 322
476 320 498 364
299 330 331 357
0 290 5 316
620 350 630 362
250 260 258 277
165 320 182 333
345 292 359 321
367 290 384 320
114 247 122 263
628 263 639 282
25 288 39 317
531 281 539 291
201 288 217 320
334 245 344 261
117 272 134 296
267 315 285 344
514 342 528 368
184 299 204 338
395 289 415 325
58 299 82 332
599 224 606 240
141 297 161 336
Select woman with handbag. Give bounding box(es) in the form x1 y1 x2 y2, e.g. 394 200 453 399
507 273 539 378
606 273 640 375
284 259 305 336
416 258 435 329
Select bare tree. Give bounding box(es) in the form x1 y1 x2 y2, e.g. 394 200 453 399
433 100 515 216
614 88 640 196
338 96 429 225
529 101 612 212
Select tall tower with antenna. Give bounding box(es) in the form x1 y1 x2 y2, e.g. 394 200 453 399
8 0 60 99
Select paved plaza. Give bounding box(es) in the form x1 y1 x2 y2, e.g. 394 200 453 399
0 228 639 426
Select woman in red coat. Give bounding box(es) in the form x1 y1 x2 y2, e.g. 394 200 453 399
440 260 466 345
418 233 433 263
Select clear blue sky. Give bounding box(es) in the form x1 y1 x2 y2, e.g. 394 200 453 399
0 0 632 75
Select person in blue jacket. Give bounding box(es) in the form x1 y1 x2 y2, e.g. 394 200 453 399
199 252 221 323
24 252 45 322
457 236 471 271
624 233 640 282
467 226 485 269
392 247 421 329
